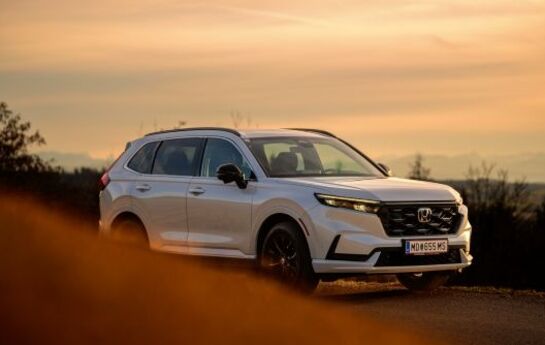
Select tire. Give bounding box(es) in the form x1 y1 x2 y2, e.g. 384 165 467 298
259 221 319 293
111 218 149 248
397 271 452 292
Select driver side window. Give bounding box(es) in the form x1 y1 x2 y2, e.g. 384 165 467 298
200 138 252 178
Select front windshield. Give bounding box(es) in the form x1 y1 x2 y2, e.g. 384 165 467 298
248 137 385 178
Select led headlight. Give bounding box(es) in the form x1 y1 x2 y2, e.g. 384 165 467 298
315 194 381 214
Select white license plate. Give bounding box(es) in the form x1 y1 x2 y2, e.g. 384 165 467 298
404 239 448 255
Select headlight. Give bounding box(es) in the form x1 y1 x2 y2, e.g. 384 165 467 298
451 189 464 205
315 193 381 214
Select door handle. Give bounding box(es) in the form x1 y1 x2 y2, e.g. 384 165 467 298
135 184 151 192
188 186 205 195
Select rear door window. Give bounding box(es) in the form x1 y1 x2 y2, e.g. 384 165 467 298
127 142 160 174
152 138 204 176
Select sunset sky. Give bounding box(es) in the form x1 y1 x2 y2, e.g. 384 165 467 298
1 0 544 160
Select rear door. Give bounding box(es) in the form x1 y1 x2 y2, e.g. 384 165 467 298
186 137 254 256
129 137 204 251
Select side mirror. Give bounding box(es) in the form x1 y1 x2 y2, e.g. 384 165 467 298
216 163 248 189
377 163 392 177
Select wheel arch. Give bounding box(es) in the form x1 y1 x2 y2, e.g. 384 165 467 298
256 213 309 258
111 211 147 232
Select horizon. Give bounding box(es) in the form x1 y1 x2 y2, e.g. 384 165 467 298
2 0 544 161
36 148 545 183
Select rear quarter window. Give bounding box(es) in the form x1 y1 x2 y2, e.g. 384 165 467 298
127 142 160 174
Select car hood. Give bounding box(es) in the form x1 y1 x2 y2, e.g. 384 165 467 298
277 176 460 202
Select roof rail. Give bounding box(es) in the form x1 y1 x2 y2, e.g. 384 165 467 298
286 128 337 137
145 127 241 137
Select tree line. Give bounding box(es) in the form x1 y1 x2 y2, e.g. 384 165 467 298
0 102 102 221
409 154 545 289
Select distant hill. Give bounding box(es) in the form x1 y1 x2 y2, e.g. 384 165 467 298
377 152 545 183
38 151 110 171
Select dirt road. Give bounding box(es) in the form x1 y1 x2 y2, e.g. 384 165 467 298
319 283 545 345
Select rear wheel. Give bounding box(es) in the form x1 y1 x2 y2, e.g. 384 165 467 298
397 271 452 291
259 221 318 293
111 218 149 248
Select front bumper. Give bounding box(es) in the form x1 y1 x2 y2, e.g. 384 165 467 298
312 248 472 274
306 202 472 274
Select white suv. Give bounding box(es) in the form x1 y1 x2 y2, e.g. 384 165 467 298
99 128 472 291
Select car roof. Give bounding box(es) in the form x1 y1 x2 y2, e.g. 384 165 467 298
144 127 333 140
238 128 332 139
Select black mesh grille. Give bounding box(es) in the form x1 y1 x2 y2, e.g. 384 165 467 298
375 249 462 267
378 203 461 237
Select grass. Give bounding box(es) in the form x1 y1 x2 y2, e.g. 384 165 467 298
318 279 545 298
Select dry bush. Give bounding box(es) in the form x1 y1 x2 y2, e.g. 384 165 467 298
453 162 545 289
462 162 531 218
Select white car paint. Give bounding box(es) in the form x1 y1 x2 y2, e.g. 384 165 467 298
99 128 472 275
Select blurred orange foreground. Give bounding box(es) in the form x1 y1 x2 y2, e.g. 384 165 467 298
0 195 442 345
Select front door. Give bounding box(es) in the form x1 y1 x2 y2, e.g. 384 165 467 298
186 137 254 257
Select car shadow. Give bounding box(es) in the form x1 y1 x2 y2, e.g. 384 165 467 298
317 288 412 302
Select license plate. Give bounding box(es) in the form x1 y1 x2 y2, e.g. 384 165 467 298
404 239 448 255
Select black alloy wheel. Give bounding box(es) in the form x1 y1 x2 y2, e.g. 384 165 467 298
260 221 318 292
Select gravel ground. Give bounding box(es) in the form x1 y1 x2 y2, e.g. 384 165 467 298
317 282 545 345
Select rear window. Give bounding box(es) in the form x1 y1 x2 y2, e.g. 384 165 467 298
152 138 203 176
127 142 160 174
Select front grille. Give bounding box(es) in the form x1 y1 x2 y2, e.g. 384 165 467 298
375 249 462 267
378 203 461 237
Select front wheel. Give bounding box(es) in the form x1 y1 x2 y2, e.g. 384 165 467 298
259 222 319 293
397 271 453 291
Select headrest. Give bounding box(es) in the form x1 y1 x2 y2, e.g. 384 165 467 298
271 152 298 175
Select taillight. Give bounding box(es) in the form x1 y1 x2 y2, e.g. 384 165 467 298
99 172 110 191
99 144 129 191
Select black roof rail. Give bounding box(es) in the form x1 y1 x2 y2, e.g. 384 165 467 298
145 127 241 137
286 128 336 137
